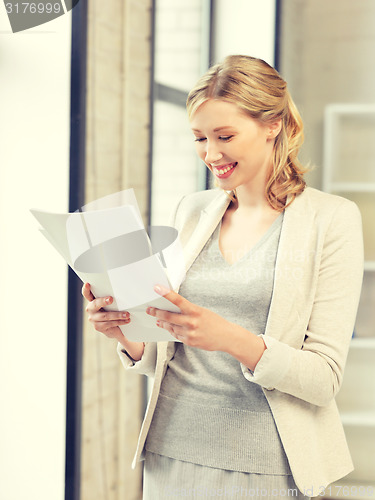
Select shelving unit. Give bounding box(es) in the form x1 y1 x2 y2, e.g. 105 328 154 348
323 104 375 497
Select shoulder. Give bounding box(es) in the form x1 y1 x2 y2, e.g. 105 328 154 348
296 186 354 209
293 186 361 224
178 188 227 211
290 188 363 260
170 188 229 227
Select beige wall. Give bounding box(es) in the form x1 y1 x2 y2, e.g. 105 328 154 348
280 0 375 188
280 2 375 493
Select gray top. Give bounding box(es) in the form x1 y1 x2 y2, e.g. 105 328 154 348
145 211 291 475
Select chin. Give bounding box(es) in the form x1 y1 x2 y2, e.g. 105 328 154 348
214 178 236 190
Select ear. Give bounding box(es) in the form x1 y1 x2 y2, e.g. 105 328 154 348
266 119 282 140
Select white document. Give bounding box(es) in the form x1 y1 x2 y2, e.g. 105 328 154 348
30 189 186 342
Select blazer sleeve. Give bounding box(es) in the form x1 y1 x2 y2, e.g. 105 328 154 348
116 194 187 377
241 199 364 407
117 341 157 377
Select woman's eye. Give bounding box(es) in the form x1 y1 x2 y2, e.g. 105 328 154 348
194 137 206 142
219 136 233 141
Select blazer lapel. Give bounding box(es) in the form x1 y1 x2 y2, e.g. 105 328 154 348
168 191 231 361
182 191 232 274
264 189 314 341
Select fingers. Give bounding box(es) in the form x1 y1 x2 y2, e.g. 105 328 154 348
83 289 115 315
90 316 131 332
155 319 185 341
82 282 95 302
81 283 131 336
86 297 130 323
89 309 130 323
81 284 118 312
154 284 192 312
86 303 131 337
147 306 188 327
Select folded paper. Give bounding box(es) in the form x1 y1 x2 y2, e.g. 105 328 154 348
30 189 186 342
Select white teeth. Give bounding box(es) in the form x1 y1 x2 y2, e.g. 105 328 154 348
217 163 236 175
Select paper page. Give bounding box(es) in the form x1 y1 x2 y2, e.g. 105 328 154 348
30 189 186 342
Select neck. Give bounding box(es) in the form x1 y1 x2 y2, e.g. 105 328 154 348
231 184 271 213
229 155 275 212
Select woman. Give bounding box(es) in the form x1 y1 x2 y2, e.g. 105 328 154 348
83 55 364 499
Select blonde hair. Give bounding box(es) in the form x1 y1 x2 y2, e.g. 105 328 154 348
186 55 310 210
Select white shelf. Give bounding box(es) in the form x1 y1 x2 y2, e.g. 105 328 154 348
349 337 375 349
329 182 375 192
323 103 375 497
364 262 375 271
340 411 375 427
323 104 375 192
326 103 375 114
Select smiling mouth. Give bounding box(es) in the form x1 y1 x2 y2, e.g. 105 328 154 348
213 162 237 177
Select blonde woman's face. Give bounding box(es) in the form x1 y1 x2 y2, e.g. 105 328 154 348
190 99 280 193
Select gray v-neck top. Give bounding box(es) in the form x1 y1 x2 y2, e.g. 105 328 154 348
145 211 291 475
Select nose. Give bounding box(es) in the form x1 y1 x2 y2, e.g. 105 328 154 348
204 142 223 165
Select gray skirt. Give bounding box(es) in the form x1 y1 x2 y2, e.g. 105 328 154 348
143 451 311 500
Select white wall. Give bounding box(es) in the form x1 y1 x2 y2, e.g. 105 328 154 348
0 9 71 500
151 0 205 225
213 0 276 66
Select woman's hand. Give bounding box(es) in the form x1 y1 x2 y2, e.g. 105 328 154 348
146 285 233 352
82 283 130 339
147 285 266 370
82 283 144 360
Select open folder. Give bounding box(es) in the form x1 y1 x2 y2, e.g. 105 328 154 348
30 189 186 342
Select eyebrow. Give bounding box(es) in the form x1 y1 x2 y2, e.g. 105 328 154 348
192 126 236 133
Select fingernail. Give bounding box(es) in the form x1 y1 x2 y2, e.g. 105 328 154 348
154 285 168 295
106 297 111 304
154 284 171 295
122 312 129 318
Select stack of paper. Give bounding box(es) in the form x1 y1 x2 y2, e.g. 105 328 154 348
30 189 186 342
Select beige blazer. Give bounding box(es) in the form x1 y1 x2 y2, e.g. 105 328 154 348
118 186 364 497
